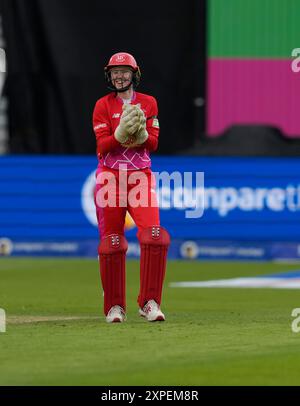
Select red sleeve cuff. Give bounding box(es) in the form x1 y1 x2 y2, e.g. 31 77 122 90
142 135 158 152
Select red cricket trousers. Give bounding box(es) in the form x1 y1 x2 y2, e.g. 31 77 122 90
94 166 160 238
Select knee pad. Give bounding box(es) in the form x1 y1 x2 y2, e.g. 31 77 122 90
139 226 170 247
98 234 128 255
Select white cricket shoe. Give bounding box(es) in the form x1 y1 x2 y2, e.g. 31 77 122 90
106 305 126 323
139 300 165 322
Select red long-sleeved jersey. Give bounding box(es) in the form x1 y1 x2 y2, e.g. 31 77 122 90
93 91 159 170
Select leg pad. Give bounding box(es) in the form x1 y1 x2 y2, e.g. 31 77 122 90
98 234 128 315
138 226 170 308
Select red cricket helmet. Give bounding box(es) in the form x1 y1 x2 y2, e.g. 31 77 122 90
105 52 139 71
104 52 141 92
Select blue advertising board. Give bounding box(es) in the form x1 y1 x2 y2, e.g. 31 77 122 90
1 155 300 260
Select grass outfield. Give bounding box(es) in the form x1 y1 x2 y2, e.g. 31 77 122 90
0 258 300 386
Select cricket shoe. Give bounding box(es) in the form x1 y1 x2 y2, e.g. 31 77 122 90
106 305 126 323
139 300 165 322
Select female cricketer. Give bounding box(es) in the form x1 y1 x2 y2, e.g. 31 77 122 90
92 52 170 323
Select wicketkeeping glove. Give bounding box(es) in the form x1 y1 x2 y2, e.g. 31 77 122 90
133 107 149 145
114 104 140 143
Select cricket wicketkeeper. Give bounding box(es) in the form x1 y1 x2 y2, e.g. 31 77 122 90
93 52 170 323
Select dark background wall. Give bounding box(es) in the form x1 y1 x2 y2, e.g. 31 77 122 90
0 0 206 154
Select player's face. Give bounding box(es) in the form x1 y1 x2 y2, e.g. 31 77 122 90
110 67 133 90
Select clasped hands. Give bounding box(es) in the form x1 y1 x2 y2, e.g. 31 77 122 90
114 104 148 148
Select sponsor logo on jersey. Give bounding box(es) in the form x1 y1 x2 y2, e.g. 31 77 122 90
112 113 121 118
94 123 107 130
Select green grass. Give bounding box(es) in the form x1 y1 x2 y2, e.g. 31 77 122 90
1 258 300 385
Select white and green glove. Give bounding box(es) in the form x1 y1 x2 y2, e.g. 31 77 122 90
133 106 148 145
114 104 140 143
